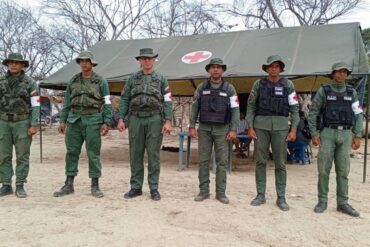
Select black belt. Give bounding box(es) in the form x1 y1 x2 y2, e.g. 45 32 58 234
326 125 351 130
130 110 161 117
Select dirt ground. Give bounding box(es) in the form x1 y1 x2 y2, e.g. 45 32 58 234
1 127 370 247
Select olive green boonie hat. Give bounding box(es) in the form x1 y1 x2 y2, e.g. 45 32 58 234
135 48 158 60
262 55 285 72
2 53 29 68
75 51 98 67
331 62 352 76
205 58 227 71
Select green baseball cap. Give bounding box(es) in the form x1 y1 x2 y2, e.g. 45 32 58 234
205 58 227 71
2 53 29 68
135 48 158 60
331 62 352 75
75 51 98 67
262 55 285 72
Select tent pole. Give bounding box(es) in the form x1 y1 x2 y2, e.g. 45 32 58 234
363 75 369 183
39 86 43 164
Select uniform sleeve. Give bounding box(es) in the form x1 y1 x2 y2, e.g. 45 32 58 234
60 81 72 123
189 84 202 128
118 77 133 120
28 79 40 126
100 78 113 125
246 80 259 128
307 87 325 136
228 84 240 131
161 76 173 121
351 89 363 138
287 80 299 129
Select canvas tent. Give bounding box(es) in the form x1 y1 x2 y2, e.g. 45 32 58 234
41 22 369 96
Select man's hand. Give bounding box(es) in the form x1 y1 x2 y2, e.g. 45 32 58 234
161 120 171 134
58 123 66 134
226 130 237 141
247 127 257 139
286 128 297 142
312 135 320 146
100 123 109 136
28 126 38 136
188 127 198 139
117 119 126 132
352 137 361 150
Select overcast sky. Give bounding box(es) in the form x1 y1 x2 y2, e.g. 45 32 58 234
16 0 370 29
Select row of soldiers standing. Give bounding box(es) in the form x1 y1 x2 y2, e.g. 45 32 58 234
0 49 363 217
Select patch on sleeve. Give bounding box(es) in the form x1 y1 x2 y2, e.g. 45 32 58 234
352 101 363 114
230 95 239 108
104 95 111 105
31 96 40 107
164 92 172 102
288 92 299 105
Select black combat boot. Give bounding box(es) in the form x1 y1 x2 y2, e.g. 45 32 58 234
216 193 229 204
194 191 210 202
53 176 75 197
276 196 290 211
123 188 143 199
314 201 327 213
91 178 104 198
15 184 27 198
250 193 266 206
337 204 360 217
0 184 13 197
150 190 161 201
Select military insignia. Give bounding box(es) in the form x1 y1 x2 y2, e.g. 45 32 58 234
230 95 239 108
327 96 337 101
219 92 227 97
288 92 299 105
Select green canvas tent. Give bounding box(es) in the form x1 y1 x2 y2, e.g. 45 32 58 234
40 22 369 96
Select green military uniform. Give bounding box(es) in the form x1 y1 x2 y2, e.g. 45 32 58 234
119 50 173 194
247 56 299 208
60 72 112 178
308 62 362 217
0 53 40 197
190 58 239 204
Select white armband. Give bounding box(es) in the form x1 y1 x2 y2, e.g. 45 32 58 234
288 92 299 105
31 96 40 107
164 92 172 102
104 95 111 105
352 101 363 114
230 95 239 108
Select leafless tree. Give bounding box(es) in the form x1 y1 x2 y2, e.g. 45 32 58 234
224 0 361 29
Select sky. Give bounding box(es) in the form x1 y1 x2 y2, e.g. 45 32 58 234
15 0 370 30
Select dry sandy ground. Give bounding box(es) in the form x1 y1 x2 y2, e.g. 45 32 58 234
1 127 370 247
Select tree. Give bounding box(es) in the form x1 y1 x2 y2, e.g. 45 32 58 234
224 0 361 29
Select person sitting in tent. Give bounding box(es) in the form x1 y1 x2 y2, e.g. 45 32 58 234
233 111 252 158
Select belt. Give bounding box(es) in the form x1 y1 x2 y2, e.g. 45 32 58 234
131 110 161 117
326 125 352 130
71 108 100 115
0 113 29 122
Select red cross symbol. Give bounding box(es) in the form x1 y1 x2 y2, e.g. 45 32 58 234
182 51 212 64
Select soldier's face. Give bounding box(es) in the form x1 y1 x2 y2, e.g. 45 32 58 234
79 59 93 72
266 62 282 77
139 57 155 70
208 65 224 81
7 61 24 75
332 69 348 84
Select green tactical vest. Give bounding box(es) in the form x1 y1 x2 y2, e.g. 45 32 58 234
70 72 103 110
0 72 31 114
129 71 164 112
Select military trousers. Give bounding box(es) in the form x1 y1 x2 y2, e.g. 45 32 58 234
0 119 32 185
317 128 352 205
198 128 228 194
255 128 289 197
65 119 102 178
128 114 163 190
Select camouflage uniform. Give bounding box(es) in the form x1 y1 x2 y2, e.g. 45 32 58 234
0 53 40 198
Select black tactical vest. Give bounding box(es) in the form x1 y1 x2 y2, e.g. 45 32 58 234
322 85 354 127
256 77 290 117
70 72 103 110
129 71 164 113
0 72 31 114
199 80 230 124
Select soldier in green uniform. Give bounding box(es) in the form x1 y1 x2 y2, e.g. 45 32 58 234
247 55 299 211
53 51 112 198
0 53 40 198
308 62 362 217
117 48 172 201
189 58 239 204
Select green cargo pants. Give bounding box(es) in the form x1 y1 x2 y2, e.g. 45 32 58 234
0 119 32 185
65 119 102 178
255 128 289 197
317 128 352 205
198 128 228 194
128 114 163 190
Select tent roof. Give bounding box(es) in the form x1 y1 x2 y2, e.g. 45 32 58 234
41 22 369 96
